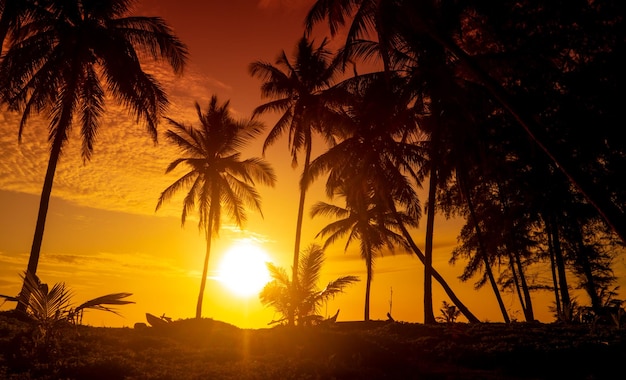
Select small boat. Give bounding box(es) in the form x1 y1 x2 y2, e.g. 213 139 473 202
146 313 170 327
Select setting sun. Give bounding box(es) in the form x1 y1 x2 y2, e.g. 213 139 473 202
217 241 272 297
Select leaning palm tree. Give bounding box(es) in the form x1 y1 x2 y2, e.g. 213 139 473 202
249 36 343 325
156 95 276 319
260 243 359 326
0 0 188 312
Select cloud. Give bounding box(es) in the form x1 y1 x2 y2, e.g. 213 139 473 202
0 62 245 220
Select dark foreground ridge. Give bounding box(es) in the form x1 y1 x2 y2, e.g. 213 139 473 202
1 311 626 379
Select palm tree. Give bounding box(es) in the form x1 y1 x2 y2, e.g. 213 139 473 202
0 0 188 312
249 36 343 325
311 183 415 321
156 95 277 319
304 73 479 322
260 243 359 326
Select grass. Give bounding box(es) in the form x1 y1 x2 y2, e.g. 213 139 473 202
2 311 626 379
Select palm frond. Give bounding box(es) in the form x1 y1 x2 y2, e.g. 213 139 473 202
298 244 325 293
75 292 134 316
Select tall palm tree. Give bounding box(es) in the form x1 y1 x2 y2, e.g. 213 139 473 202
156 95 277 319
0 0 188 312
304 73 479 322
249 36 343 324
260 243 359 326
311 183 415 321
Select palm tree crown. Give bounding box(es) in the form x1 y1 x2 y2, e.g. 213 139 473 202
0 0 188 312
260 243 359 326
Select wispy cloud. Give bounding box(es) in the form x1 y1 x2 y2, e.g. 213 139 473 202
0 63 243 220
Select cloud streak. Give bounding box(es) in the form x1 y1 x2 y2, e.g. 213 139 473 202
0 63 243 220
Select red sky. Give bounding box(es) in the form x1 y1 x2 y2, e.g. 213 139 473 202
2 0 619 328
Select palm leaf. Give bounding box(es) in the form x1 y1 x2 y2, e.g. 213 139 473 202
75 292 135 317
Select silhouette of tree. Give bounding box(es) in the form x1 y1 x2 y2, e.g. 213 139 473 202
311 183 415 321
260 243 358 326
249 36 343 325
156 95 276 319
0 0 188 312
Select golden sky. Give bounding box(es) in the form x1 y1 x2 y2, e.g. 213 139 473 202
1 0 622 328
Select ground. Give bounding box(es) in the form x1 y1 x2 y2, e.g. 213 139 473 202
1 312 625 379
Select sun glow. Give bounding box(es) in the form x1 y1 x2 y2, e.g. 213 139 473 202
217 241 272 297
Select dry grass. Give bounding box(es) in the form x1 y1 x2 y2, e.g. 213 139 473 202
2 311 626 379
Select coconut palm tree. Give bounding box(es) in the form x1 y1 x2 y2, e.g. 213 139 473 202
249 36 344 325
156 95 276 319
260 243 359 326
311 183 415 321
0 0 188 312
304 72 480 322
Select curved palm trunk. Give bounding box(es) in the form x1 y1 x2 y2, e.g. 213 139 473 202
16 88 76 312
406 8 626 244
396 220 480 323
16 132 64 312
196 210 215 319
423 171 436 324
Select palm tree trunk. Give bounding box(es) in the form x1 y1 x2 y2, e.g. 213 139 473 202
506 252 527 320
573 228 601 312
396 221 480 323
548 215 572 316
365 251 372 321
547 225 562 318
196 211 215 319
514 251 535 321
423 171 437 324
289 143 312 326
16 132 64 312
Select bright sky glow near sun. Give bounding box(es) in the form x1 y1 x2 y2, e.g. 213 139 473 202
1 0 624 329
217 240 272 297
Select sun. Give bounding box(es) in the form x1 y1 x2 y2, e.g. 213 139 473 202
217 241 272 297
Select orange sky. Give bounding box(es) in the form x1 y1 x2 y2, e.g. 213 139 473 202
1 0 622 328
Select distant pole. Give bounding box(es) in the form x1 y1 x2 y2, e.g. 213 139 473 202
389 287 393 315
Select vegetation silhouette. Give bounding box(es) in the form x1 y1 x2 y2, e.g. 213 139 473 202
259 243 358 326
302 0 625 323
311 182 416 322
249 36 346 326
0 0 624 360
305 0 626 247
156 95 276 319
0 0 188 313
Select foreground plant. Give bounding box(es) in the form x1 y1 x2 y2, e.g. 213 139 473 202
1 272 134 351
260 243 359 326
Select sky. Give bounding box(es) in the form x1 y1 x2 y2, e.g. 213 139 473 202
1 0 624 329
